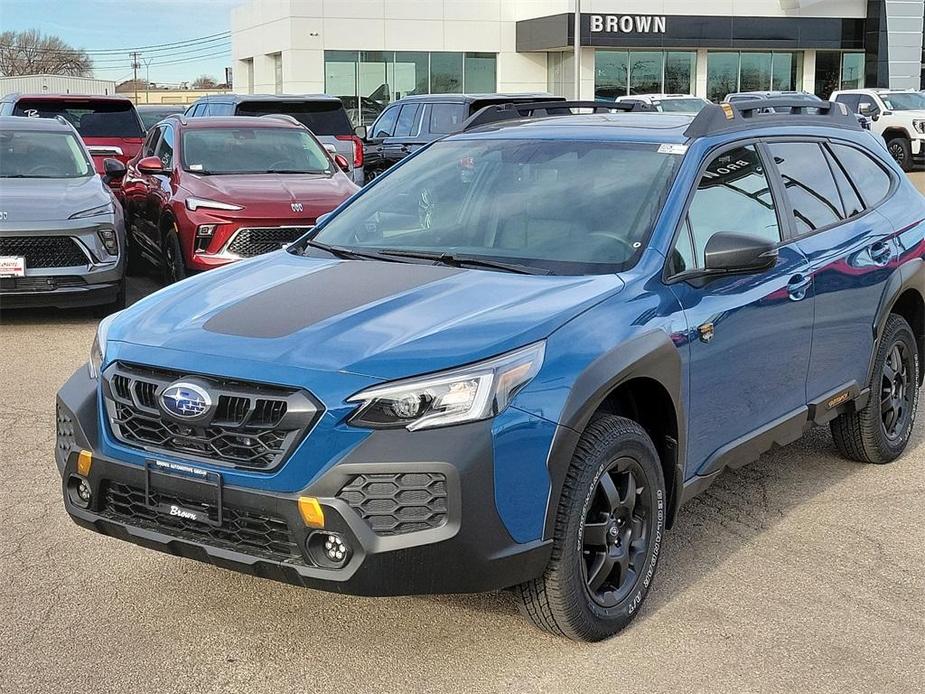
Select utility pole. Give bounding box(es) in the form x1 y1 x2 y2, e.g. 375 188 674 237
573 0 581 100
143 57 154 104
130 51 140 103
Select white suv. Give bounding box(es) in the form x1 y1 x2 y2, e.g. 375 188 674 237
831 88 925 170
614 93 710 113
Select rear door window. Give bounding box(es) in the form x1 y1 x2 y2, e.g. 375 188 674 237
394 104 421 137
766 141 844 234
828 143 893 208
428 103 466 134
235 100 352 135
13 98 143 138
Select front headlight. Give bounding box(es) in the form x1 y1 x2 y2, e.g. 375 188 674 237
185 196 244 212
88 312 120 379
914 120 925 134
69 202 114 219
347 342 545 431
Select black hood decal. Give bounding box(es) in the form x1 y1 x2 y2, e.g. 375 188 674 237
203 260 462 339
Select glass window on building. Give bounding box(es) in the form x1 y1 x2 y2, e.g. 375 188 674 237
595 50 695 99
665 52 695 94
707 51 803 101
325 51 497 126
431 52 463 93
706 53 739 102
814 51 864 98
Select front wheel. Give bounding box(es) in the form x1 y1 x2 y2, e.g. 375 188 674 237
887 137 913 172
161 224 187 285
831 314 919 463
515 415 666 641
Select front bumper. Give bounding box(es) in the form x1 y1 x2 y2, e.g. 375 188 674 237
0 279 121 308
56 366 551 595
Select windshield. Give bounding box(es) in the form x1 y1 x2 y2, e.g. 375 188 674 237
880 92 925 110
306 138 681 274
235 101 353 136
13 99 143 138
654 98 708 113
181 127 333 175
0 130 93 178
139 107 182 130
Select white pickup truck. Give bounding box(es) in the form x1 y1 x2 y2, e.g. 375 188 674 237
831 88 925 171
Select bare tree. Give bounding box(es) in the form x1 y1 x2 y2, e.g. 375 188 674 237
0 29 92 77
192 74 218 89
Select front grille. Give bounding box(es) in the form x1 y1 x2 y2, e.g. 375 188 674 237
227 227 312 258
0 236 88 268
103 363 321 471
0 276 86 292
337 472 448 535
101 481 304 564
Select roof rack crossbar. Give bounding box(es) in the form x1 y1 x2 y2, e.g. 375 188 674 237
461 99 654 132
685 98 860 138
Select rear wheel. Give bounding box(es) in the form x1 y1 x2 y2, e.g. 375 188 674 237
161 224 187 285
515 415 665 641
831 314 919 463
887 137 913 172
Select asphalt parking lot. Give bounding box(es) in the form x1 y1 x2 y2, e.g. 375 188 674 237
2 184 924 694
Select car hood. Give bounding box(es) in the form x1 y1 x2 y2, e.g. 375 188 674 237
0 175 109 223
185 172 357 206
110 253 624 381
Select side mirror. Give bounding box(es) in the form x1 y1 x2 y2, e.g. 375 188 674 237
859 103 880 118
102 157 126 185
354 125 368 140
137 155 166 175
703 232 778 275
333 154 350 173
324 143 337 154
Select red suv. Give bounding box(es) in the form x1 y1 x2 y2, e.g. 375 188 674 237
120 115 358 283
0 94 144 180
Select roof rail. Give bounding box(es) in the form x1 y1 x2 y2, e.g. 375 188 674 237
685 98 860 138
461 99 655 132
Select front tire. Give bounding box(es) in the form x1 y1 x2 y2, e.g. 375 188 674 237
831 314 919 463
515 415 666 641
887 137 913 172
161 224 187 285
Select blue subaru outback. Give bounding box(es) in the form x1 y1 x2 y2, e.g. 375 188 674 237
56 99 925 641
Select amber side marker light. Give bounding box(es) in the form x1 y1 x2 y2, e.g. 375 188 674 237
298 497 325 527
77 450 93 476
721 102 735 120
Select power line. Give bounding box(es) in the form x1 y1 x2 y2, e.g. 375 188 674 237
0 35 231 60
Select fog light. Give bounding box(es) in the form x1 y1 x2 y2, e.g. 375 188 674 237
196 224 216 237
306 531 351 567
77 480 92 503
324 535 347 562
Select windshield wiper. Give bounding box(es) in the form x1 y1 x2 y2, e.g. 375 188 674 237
303 239 401 262
265 169 329 174
378 249 552 275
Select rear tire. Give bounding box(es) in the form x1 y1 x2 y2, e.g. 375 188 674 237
161 224 187 285
887 136 913 172
831 314 919 463
515 415 666 641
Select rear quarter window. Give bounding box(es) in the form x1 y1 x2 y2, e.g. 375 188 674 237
235 101 352 136
13 98 143 138
828 143 893 208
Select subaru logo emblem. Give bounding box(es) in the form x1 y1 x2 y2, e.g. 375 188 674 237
160 382 212 419
291 202 303 213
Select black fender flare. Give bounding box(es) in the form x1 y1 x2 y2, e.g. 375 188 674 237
542 330 686 537
868 257 925 385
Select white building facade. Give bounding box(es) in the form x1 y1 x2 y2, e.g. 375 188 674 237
231 0 925 124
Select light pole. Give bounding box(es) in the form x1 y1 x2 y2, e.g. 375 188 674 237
143 57 154 104
573 0 581 99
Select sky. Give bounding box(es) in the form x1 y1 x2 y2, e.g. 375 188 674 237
0 0 242 85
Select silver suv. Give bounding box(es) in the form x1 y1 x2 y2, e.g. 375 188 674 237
0 115 126 313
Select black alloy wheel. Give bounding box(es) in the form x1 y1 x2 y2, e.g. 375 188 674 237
880 341 914 440
581 458 651 607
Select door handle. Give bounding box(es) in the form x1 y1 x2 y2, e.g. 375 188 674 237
869 239 893 266
787 273 812 301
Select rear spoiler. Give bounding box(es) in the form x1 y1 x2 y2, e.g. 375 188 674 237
460 100 656 132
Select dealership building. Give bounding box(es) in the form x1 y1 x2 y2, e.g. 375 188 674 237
231 0 925 124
